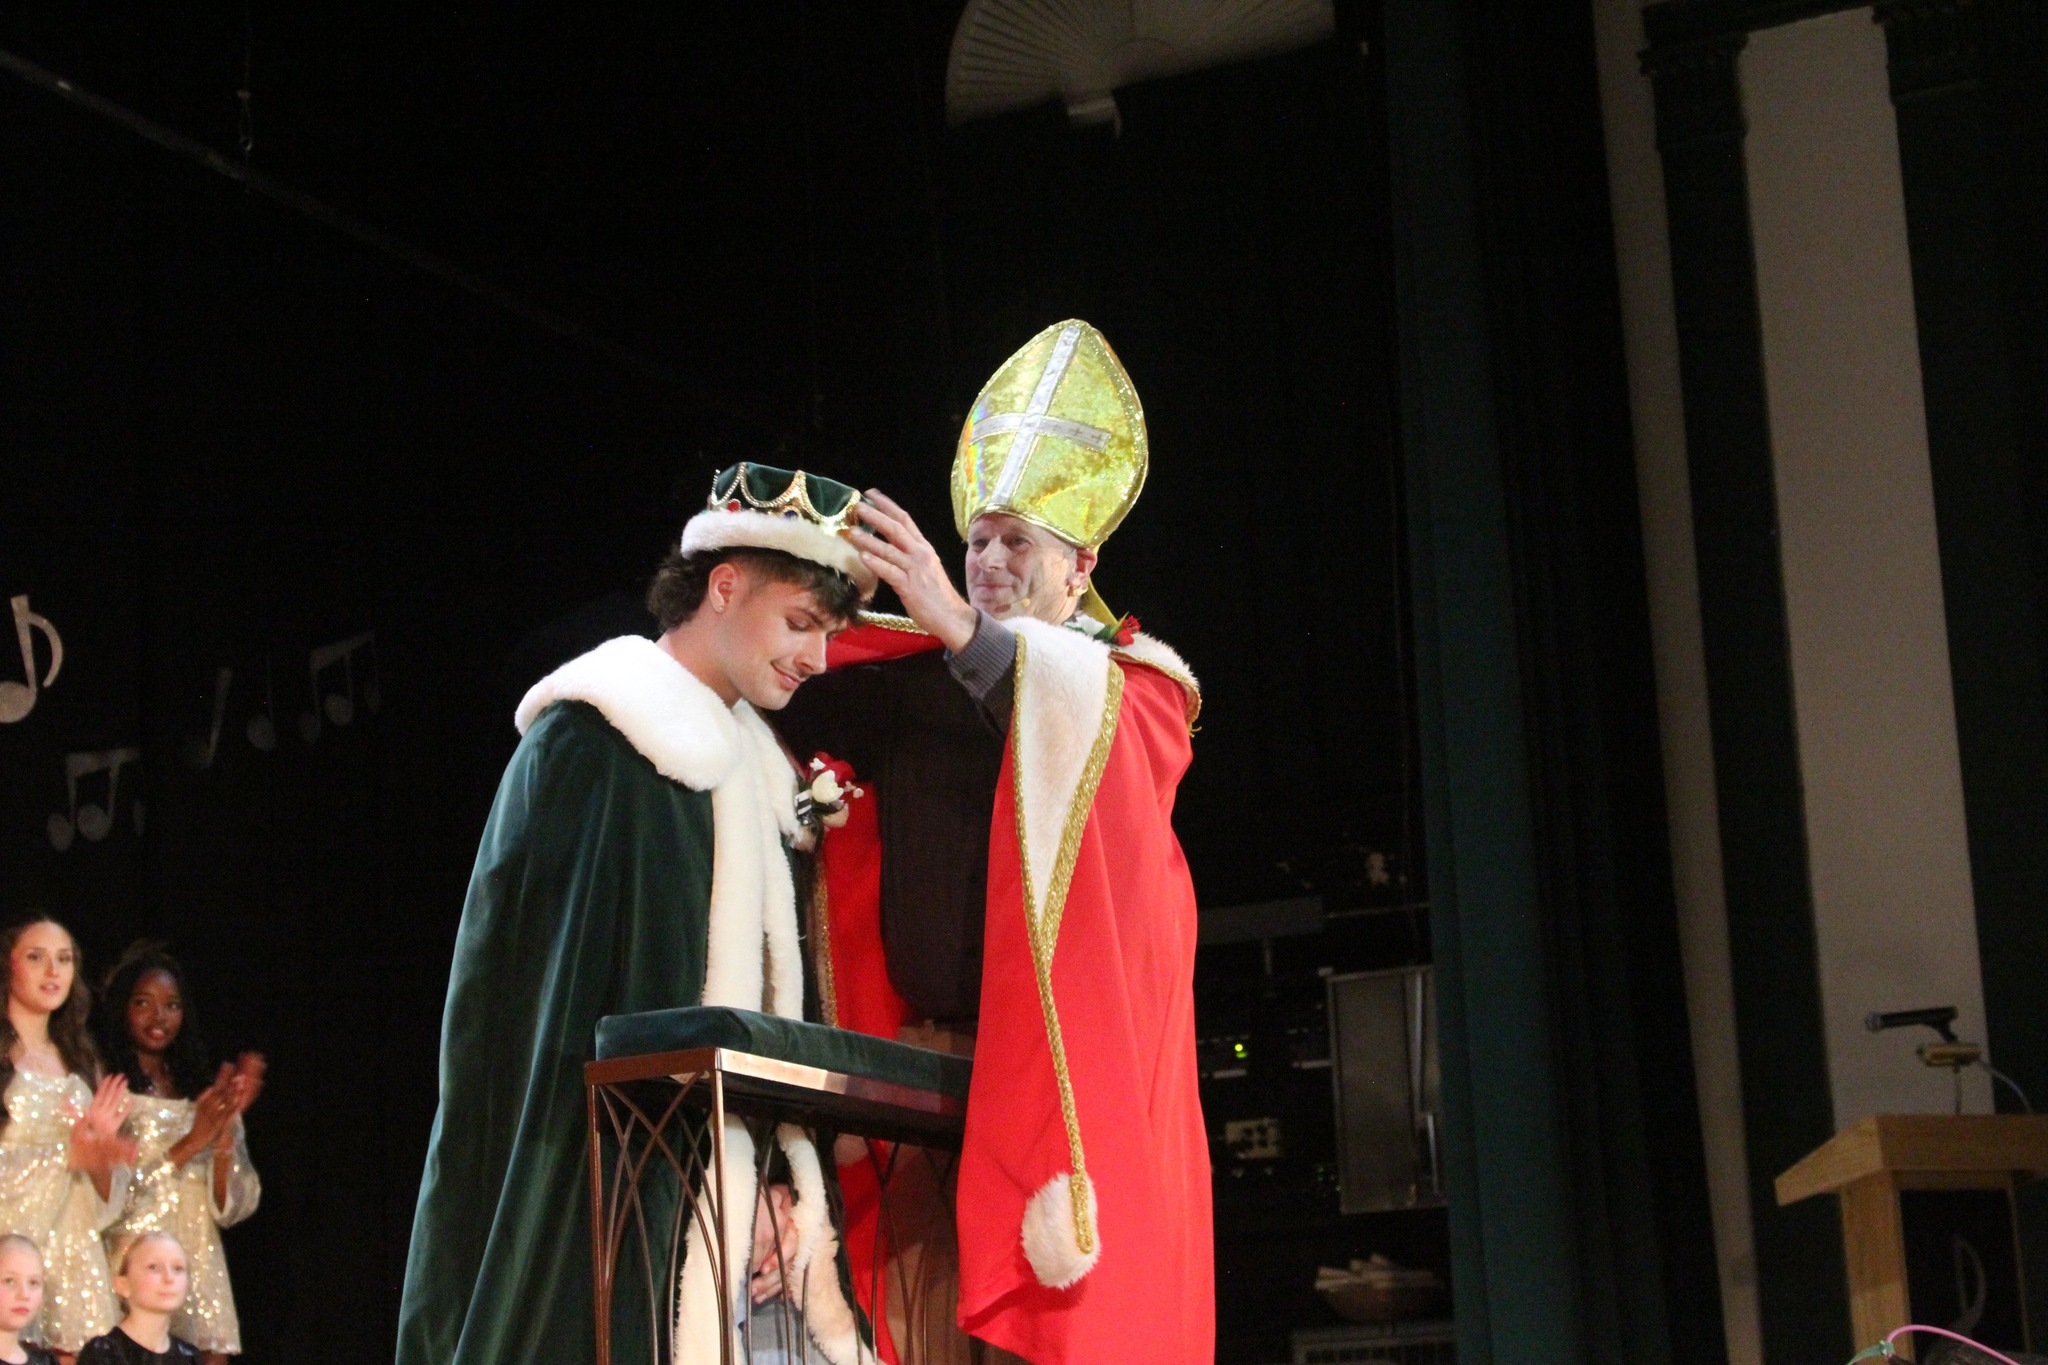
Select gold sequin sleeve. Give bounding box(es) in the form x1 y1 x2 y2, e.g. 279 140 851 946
0 1073 121 1352
212 1116 261 1227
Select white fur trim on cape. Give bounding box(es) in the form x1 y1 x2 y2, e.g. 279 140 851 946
682 506 877 593
776 1125 872 1364
1007 619 1121 1289
1022 1173 1102 1290
1008 618 1115 927
796 1226 868 1364
1111 630 1201 723
674 1118 758 1365
514 635 740 790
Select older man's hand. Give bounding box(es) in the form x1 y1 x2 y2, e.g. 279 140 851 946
848 490 979 653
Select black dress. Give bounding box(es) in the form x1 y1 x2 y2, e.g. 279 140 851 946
4 1346 58 1365
74 1327 199 1365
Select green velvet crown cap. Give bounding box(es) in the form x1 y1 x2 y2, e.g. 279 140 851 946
679 462 874 591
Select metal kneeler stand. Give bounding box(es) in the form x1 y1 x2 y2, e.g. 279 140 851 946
586 1006 970 1365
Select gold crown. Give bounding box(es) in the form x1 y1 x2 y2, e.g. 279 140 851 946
707 463 862 534
951 320 1147 552
680 462 873 591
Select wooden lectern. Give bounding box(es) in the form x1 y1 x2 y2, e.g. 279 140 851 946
1777 1115 2048 1352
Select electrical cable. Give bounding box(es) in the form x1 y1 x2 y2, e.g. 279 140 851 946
1977 1060 2034 1113
1844 1323 2030 1365
0 42 789 441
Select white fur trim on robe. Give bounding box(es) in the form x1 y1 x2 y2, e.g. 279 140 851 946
1111 630 1201 722
1004 619 1120 1290
1023 1173 1102 1290
1008 619 1115 926
515 635 741 789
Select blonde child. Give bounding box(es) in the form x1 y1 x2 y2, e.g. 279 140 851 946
0 1236 58 1365
76 1233 196 1364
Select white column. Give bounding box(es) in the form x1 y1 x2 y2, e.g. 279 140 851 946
1742 8 1990 1124
1589 1 1762 1360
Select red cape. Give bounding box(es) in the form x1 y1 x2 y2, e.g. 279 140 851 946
814 619 1214 1364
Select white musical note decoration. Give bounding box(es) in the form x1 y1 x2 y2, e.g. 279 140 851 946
246 655 278 752
0 595 64 725
182 667 234 770
297 632 379 743
20 620 392 853
47 748 144 852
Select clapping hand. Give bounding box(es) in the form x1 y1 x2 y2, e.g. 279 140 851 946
66 1075 136 1176
213 1052 266 1155
184 1064 242 1155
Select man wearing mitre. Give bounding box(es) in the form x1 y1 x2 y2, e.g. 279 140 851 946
774 321 1214 1364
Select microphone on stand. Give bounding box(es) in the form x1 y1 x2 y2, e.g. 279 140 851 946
1864 1006 1960 1042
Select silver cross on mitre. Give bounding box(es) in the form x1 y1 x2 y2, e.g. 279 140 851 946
970 323 1114 504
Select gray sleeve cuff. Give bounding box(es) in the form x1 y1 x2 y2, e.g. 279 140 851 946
945 610 1016 702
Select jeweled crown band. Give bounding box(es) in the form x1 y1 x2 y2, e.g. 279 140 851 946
681 462 875 592
708 462 863 535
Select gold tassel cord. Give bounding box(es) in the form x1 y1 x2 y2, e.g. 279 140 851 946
854 611 927 634
806 866 840 1029
1010 634 1124 1257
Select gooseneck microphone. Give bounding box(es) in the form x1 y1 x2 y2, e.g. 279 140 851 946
1864 1006 1960 1042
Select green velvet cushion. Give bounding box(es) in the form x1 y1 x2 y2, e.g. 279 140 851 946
595 1005 972 1100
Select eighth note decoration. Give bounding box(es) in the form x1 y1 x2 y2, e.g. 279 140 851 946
183 666 234 770
247 655 278 752
298 631 379 743
26 624 387 857
48 748 143 852
0 595 64 726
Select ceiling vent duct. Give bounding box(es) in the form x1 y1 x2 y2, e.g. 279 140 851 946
945 0 1335 130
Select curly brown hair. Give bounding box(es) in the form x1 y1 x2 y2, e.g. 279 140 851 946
0 915 102 1132
646 547 862 633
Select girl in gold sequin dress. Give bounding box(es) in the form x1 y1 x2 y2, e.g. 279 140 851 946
92 949 260 1365
0 919 136 1365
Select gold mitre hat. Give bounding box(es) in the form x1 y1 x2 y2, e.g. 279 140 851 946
952 320 1148 555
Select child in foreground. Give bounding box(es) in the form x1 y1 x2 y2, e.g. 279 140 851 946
76 1234 196 1365
0 1236 57 1365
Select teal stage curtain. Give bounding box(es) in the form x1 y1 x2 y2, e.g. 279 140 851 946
1381 4 1726 1362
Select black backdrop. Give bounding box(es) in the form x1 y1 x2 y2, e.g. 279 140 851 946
0 4 1412 1357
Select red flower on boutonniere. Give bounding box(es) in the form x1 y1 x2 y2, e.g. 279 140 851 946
804 754 864 808
808 753 859 786
1113 615 1140 647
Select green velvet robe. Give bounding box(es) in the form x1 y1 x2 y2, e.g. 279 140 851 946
396 699 713 1365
